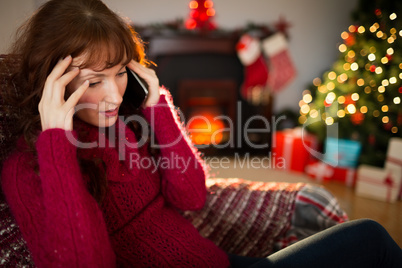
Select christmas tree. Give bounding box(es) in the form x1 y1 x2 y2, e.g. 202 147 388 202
185 0 217 31
299 0 402 167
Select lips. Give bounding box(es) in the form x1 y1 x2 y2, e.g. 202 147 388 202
100 107 119 117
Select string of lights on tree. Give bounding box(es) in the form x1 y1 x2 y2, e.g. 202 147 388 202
300 1 401 167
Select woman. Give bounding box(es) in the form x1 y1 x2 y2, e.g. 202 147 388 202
1 0 401 267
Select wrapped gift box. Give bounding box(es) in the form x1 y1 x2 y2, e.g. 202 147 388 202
272 128 318 173
305 161 356 187
355 165 402 203
324 138 362 168
332 166 356 187
384 138 402 200
305 161 333 183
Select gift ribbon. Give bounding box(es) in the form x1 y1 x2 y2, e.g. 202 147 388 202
359 174 396 202
386 156 402 199
345 169 355 187
387 156 402 167
306 162 333 182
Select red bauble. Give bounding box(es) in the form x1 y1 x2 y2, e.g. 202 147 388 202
351 112 364 125
345 34 355 46
386 54 392 62
344 94 355 106
370 65 376 72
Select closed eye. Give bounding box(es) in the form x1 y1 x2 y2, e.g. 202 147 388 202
117 71 127 77
89 81 101 87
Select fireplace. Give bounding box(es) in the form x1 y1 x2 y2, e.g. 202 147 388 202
144 34 272 155
178 79 237 148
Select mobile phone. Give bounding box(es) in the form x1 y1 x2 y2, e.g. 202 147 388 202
124 67 148 108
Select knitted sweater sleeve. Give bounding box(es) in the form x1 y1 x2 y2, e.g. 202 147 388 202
1 129 116 268
141 90 207 211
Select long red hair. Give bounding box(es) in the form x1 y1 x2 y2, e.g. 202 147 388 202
6 0 150 203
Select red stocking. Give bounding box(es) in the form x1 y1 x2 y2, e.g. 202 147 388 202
236 34 269 100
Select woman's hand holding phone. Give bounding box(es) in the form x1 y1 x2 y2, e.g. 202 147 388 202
38 56 89 131
127 60 160 108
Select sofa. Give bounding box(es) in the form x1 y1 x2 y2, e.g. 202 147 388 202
0 54 348 266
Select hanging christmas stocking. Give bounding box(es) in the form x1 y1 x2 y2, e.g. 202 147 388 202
262 33 297 93
236 34 269 101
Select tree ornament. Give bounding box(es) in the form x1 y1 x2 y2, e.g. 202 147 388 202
351 112 364 125
324 100 331 107
345 34 355 46
344 94 355 106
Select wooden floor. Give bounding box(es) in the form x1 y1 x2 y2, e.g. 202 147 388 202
208 156 402 247
323 182 402 247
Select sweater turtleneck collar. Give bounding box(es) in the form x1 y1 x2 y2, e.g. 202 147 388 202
73 117 144 181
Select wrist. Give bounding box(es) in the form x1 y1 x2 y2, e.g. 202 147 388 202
142 93 160 108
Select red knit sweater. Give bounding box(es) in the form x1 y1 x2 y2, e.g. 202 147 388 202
1 93 230 267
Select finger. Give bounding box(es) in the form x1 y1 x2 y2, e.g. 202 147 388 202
42 59 63 100
64 80 89 110
58 67 80 86
127 59 141 69
128 60 157 82
53 67 80 100
127 59 148 74
42 56 73 100
47 55 73 82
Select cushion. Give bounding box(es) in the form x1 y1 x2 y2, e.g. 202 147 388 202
183 178 306 257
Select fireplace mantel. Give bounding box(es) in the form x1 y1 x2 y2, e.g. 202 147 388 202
146 34 238 60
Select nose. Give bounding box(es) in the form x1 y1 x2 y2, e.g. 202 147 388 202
105 79 123 105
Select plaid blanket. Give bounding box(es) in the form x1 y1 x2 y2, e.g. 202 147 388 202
275 184 348 251
183 178 348 257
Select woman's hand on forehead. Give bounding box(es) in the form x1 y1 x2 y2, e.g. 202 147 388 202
38 55 89 131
